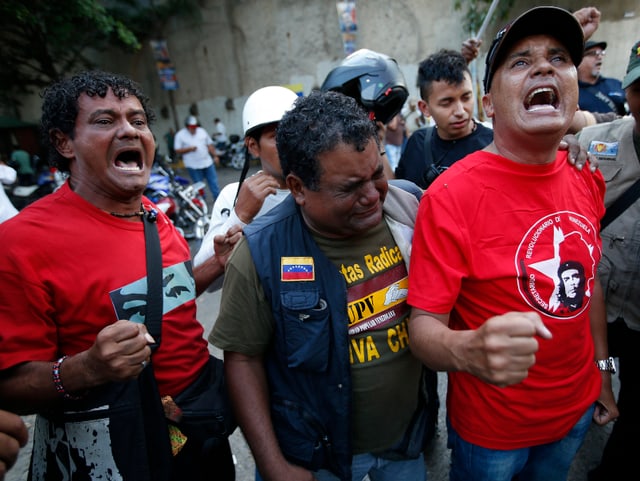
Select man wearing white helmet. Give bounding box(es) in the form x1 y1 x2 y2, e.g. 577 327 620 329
194 86 298 269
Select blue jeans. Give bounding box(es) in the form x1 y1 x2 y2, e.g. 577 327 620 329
447 404 595 481
256 452 426 481
316 452 426 481
186 164 220 199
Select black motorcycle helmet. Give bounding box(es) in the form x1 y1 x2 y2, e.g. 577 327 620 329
321 49 408 125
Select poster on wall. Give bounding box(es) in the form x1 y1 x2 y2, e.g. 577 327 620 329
282 83 305 97
150 40 179 91
336 1 357 55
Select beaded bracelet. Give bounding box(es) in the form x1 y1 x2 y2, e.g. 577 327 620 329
52 355 83 400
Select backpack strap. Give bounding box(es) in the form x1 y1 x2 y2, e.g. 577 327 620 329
421 126 435 170
600 178 640 231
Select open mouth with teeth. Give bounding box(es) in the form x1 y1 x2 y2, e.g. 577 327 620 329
524 87 559 111
114 150 143 171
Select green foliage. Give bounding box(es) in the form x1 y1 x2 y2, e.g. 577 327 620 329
0 0 199 113
453 0 516 35
107 0 202 42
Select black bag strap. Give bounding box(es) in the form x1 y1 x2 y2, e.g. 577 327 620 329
600 178 640 231
141 206 172 481
143 207 163 349
421 126 435 169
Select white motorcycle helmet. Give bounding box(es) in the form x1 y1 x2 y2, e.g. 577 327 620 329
242 86 299 137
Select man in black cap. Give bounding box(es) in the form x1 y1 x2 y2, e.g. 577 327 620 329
408 6 618 481
578 39 627 116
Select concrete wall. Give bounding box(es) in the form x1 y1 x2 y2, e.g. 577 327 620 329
18 0 640 157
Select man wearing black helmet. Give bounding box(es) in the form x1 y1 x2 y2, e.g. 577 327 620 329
321 48 409 180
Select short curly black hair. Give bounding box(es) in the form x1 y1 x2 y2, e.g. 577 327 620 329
417 49 470 101
40 70 155 173
275 90 378 190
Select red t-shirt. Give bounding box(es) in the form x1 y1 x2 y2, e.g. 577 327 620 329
0 182 208 396
408 150 606 449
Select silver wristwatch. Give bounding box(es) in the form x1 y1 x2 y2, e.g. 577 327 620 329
595 356 616 374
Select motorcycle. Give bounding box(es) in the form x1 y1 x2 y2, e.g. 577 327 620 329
5 167 67 210
216 134 245 170
144 161 210 240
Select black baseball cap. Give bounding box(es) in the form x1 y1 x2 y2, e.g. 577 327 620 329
483 6 585 93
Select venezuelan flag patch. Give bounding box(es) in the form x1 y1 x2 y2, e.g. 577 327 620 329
281 257 315 282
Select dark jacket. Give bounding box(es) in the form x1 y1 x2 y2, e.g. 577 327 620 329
579 117 640 331
578 76 627 115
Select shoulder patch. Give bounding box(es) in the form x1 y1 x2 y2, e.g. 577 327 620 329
281 256 315 282
587 140 618 159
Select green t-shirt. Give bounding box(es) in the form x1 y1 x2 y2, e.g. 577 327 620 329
212 220 422 453
10 149 33 175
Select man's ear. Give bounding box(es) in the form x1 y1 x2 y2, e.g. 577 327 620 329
417 99 431 118
51 129 75 159
245 136 260 159
481 94 494 119
285 174 305 206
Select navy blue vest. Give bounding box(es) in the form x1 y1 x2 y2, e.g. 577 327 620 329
244 195 352 480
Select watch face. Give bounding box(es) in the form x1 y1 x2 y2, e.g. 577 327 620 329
596 357 616 373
